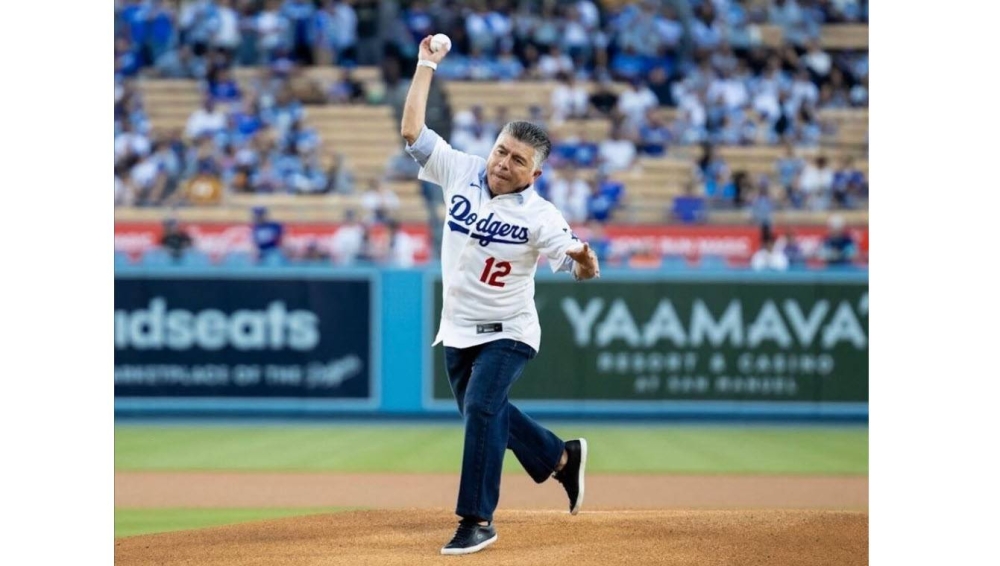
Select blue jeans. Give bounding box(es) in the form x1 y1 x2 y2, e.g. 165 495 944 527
444 339 566 523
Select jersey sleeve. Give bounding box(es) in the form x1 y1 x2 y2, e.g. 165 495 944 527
405 125 483 190
536 207 584 274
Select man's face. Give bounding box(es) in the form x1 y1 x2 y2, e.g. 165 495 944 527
485 135 541 195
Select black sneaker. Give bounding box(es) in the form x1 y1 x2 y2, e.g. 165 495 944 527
440 519 498 556
554 438 588 515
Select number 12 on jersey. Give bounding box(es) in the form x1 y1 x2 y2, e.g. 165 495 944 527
479 257 512 288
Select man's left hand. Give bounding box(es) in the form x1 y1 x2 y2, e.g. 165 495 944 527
566 243 600 280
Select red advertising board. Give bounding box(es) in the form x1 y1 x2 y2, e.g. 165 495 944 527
115 222 868 264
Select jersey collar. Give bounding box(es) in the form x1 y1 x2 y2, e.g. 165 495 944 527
480 170 533 205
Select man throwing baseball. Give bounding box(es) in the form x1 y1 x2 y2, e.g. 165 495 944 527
401 34 600 556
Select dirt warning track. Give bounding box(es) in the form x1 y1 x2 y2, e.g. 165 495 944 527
114 472 868 509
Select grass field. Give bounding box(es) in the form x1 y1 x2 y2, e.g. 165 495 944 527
114 423 868 538
115 507 355 538
116 424 868 474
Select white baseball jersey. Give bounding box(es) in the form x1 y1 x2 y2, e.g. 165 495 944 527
406 126 583 352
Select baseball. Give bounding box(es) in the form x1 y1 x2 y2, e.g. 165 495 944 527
430 33 452 54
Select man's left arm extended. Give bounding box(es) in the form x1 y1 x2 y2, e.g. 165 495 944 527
537 213 601 281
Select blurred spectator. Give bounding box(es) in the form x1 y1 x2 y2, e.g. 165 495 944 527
385 219 416 268
282 118 320 154
115 121 152 163
256 0 290 61
185 99 227 140
537 45 574 80
850 75 869 107
571 129 600 168
598 127 637 173
115 37 140 79
705 167 737 207
732 170 753 208
671 182 707 224
586 179 618 223
550 73 589 123
330 210 365 265
159 218 194 261
250 157 283 192
548 169 590 223
284 0 317 64
494 42 525 81
751 232 789 271
749 177 776 232
231 97 264 138
187 137 223 179
115 167 132 206
609 45 649 82
790 68 820 111
775 143 805 193
325 152 356 194
831 154 867 208
211 0 242 54
526 104 548 130
697 143 728 189
360 179 400 224
251 206 284 260
469 46 502 80
208 67 243 103
463 124 495 160
647 67 673 106
819 214 858 265
616 78 658 131
353 0 381 65
708 67 749 111
780 230 805 267
595 170 624 207
156 44 208 79
799 154 835 210
588 77 619 117
315 0 359 65
584 219 613 264
269 87 305 135
385 146 421 181
327 68 366 104
802 39 832 80
130 152 169 206
638 108 672 157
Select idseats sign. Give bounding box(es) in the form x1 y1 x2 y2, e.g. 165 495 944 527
115 275 374 401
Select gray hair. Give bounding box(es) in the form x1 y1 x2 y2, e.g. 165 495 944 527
498 121 551 170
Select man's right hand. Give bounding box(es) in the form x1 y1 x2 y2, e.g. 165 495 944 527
418 35 449 65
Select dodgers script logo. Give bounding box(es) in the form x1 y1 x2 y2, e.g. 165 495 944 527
447 195 530 246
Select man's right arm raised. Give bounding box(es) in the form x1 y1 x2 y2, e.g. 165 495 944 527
401 35 479 188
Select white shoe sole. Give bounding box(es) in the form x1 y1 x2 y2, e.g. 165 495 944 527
571 438 588 515
441 534 498 555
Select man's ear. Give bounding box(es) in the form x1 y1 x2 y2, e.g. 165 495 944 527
532 169 542 181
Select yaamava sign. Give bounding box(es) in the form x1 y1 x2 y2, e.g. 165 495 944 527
433 279 868 404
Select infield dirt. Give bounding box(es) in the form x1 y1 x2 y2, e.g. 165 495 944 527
115 472 867 565
114 508 867 565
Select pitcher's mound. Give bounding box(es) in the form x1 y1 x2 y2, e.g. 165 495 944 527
114 508 868 566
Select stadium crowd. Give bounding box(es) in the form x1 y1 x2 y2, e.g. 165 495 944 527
115 0 868 266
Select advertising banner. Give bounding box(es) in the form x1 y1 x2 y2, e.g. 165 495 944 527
115 275 375 401
113 222 432 262
115 222 868 263
431 278 868 405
